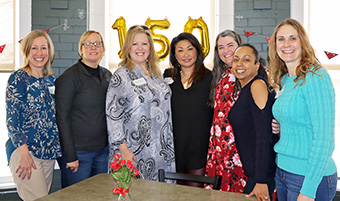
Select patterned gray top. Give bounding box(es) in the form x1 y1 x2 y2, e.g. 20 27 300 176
106 66 176 181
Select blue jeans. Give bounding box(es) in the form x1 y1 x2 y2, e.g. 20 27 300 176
275 167 337 201
57 146 109 188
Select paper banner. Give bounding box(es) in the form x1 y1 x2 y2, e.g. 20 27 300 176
0 44 6 53
244 30 255 37
324 51 338 59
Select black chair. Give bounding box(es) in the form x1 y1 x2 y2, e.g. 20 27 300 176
158 169 222 190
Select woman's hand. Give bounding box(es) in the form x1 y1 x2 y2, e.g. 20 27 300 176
297 193 315 201
272 119 280 134
16 144 37 180
66 160 79 173
119 143 137 163
246 183 270 201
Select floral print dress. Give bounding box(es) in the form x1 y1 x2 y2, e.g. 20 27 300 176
205 69 247 192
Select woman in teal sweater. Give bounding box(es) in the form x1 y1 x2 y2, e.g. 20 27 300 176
268 18 337 201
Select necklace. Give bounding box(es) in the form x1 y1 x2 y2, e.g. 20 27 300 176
180 70 190 89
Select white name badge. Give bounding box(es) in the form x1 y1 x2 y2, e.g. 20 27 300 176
48 86 55 94
275 85 285 99
229 74 236 82
133 78 147 86
164 77 174 85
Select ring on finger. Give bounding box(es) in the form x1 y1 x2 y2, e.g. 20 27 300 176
264 196 269 200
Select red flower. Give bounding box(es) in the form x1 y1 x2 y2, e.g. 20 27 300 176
111 162 121 171
120 159 126 165
113 154 121 160
126 160 133 169
134 169 139 176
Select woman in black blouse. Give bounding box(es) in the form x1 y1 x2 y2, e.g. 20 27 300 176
163 32 213 187
228 44 277 201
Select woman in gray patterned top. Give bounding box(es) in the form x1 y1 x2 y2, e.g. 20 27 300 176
106 25 176 181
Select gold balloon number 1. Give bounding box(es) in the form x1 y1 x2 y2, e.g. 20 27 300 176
112 16 210 60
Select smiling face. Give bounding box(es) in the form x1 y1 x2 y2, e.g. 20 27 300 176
80 33 104 68
276 24 302 71
232 46 259 87
175 39 197 70
217 36 239 67
28 36 49 71
129 33 150 69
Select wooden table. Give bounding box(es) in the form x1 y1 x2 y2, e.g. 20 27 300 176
37 173 256 201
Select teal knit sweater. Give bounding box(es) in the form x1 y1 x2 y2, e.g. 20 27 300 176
272 67 337 198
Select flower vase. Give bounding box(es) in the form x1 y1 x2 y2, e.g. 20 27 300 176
118 192 131 201
114 179 132 201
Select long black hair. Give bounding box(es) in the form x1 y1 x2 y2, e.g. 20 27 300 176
168 32 208 83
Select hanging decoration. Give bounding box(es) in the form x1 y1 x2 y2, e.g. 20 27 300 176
112 16 127 59
111 16 210 60
324 51 338 60
236 27 338 60
183 17 210 57
145 17 171 61
244 30 255 37
0 44 5 53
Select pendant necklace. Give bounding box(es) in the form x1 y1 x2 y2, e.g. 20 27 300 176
180 70 190 89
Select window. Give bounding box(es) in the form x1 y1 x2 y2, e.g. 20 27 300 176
0 0 31 188
0 0 15 71
305 0 340 189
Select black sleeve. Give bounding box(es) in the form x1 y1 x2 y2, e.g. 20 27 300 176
251 85 275 183
55 69 78 163
163 68 173 78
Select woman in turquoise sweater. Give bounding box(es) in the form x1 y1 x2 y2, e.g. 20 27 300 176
268 18 337 201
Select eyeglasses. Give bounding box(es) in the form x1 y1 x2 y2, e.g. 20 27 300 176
129 25 149 31
82 42 103 48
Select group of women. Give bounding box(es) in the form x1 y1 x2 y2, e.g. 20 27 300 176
5 18 337 201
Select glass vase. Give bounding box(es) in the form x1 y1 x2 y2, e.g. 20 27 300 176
118 192 131 201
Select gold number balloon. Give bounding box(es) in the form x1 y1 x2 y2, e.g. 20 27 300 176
112 16 127 58
183 17 210 57
145 17 170 61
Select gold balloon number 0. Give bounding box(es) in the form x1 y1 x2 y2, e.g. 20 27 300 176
112 16 210 60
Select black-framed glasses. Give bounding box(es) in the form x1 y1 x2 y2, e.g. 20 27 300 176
82 42 103 48
129 25 149 30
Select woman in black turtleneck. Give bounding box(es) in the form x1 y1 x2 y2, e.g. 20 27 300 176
55 30 112 188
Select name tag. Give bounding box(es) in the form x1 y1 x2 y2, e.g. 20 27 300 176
275 85 285 99
229 74 236 82
132 78 147 86
164 77 174 85
48 86 55 94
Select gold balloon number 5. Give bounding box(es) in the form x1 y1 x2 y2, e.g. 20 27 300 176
112 16 210 60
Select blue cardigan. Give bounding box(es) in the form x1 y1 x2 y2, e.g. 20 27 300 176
272 67 337 198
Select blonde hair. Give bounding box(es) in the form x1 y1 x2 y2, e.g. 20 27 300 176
268 18 322 89
21 30 55 76
78 30 105 58
118 25 161 78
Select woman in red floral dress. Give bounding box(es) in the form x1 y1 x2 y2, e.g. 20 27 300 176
205 30 247 192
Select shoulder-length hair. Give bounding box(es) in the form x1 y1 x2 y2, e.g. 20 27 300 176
78 30 105 58
169 32 209 83
21 30 55 76
208 30 243 106
118 25 161 78
268 18 322 89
